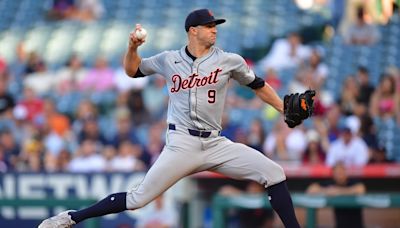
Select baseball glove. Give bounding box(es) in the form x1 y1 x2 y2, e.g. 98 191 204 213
283 90 316 128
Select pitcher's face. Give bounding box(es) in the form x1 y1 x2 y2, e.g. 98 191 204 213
194 23 217 47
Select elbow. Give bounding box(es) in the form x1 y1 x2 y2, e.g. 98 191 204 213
123 59 138 77
125 68 137 78
124 64 138 77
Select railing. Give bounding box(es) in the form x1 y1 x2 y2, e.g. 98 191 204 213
212 193 400 228
0 198 99 228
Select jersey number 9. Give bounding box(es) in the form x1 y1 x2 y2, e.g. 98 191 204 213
208 90 216 104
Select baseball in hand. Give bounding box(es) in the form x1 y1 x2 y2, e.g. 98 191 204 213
135 28 147 40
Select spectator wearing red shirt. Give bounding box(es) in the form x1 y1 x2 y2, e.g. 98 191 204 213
19 87 44 123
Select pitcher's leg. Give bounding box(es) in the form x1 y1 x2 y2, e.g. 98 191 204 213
208 142 285 186
209 141 300 228
68 146 201 224
126 145 200 209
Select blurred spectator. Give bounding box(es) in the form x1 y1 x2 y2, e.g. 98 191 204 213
127 90 151 126
0 56 7 75
368 146 393 164
247 119 266 152
72 99 98 135
302 129 326 165
39 99 71 137
220 113 239 141
44 152 59 172
7 106 33 142
306 162 366 228
263 118 307 161
314 103 342 144
264 68 282 91
326 126 369 167
68 139 106 172
385 66 400 92
356 66 375 106
258 32 311 71
302 47 329 90
337 75 359 116
37 99 72 156
143 122 165 167
0 130 21 170
288 46 329 94
108 107 139 149
355 66 375 116
18 87 44 123
55 54 87 95
136 194 178 228
78 116 107 146
79 56 115 92
58 149 72 171
359 115 379 151
288 68 309 94
70 0 104 22
48 0 104 22
0 75 15 117
0 145 7 172
369 74 398 120
47 0 75 20
142 76 168 120
109 140 145 172
102 145 116 172
25 52 46 74
20 131 44 172
311 90 333 117
218 182 274 228
234 128 249 145
344 6 381 45
9 105 31 143
24 71 56 96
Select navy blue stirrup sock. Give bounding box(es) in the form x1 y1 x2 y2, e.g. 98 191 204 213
68 192 127 224
268 181 300 228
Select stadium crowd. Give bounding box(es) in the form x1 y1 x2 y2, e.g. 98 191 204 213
0 1 399 174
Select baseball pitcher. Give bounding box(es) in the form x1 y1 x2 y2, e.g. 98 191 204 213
39 8 315 228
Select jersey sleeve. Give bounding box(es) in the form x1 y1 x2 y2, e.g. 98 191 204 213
229 54 256 85
138 51 169 76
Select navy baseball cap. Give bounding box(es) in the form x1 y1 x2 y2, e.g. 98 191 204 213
185 9 226 32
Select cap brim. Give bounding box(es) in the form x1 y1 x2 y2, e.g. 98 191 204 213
201 18 226 26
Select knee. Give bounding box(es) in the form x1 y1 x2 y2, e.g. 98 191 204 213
268 163 286 186
275 163 286 179
125 191 151 210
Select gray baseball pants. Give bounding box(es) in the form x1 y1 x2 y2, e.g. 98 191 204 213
126 124 286 209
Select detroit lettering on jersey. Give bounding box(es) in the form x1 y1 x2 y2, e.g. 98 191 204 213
170 68 222 93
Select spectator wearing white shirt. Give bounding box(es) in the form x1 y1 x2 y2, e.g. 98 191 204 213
263 118 307 162
113 57 149 93
110 140 145 172
288 47 329 93
68 139 106 172
136 194 178 228
55 55 87 95
258 32 311 71
326 127 369 167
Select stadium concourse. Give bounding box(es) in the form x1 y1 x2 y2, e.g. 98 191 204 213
0 0 400 227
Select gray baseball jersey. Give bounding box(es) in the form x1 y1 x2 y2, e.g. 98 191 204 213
126 46 286 211
138 46 255 131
